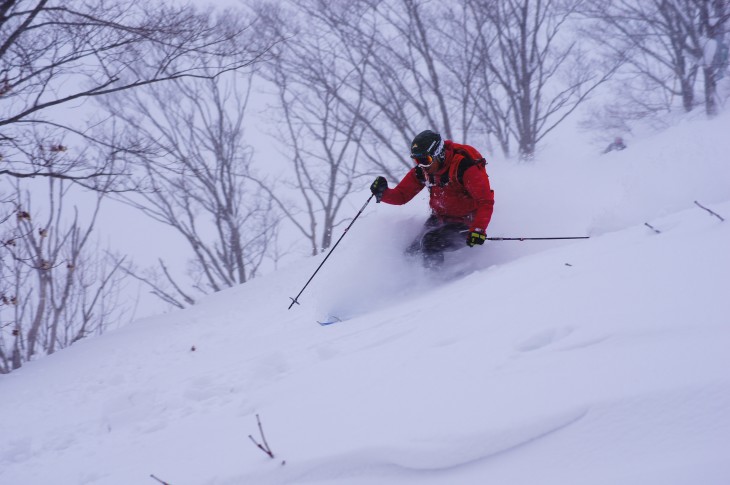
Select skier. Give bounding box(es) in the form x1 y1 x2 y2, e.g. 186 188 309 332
370 130 494 268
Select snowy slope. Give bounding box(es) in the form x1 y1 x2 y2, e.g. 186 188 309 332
1 112 730 485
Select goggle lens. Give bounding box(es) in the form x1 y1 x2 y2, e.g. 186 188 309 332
412 154 433 166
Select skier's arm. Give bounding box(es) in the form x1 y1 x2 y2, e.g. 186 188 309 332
380 169 425 205
463 166 494 232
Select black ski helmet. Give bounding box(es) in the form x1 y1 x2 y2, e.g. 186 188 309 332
410 130 444 165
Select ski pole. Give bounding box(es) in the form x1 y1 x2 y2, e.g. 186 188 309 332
288 194 375 309
486 236 589 241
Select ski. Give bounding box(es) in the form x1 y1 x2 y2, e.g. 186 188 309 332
317 315 343 326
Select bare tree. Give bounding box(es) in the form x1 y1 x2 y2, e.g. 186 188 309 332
468 0 615 160
0 178 127 373
311 0 468 172
685 0 729 116
261 0 479 175
440 0 514 156
581 0 729 118
104 67 279 307
0 0 280 368
582 1 699 114
0 0 274 185
300 0 609 161
255 1 372 256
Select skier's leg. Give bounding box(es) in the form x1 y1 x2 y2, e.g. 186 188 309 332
419 223 469 269
405 215 440 258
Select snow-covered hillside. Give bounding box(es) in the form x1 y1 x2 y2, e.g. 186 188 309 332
1 112 730 485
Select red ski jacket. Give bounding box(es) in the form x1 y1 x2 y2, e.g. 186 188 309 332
380 140 494 232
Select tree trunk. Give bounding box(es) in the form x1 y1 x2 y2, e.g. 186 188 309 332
25 273 48 360
703 65 718 116
681 76 696 112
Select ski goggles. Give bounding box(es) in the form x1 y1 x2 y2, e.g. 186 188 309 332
411 154 435 167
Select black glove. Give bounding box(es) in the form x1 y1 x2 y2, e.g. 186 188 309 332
466 229 486 247
370 176 388 203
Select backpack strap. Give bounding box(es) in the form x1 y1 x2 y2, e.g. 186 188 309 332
415 145 485 189
450 147 486 187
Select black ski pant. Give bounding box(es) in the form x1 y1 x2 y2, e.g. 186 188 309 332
406 215 468 268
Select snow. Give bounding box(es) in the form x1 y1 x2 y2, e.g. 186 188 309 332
2 110 730 485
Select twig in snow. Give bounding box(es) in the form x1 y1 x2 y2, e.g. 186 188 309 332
150 474 172 485
694 201 725 221
644 222 661 234
249 414 275 459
